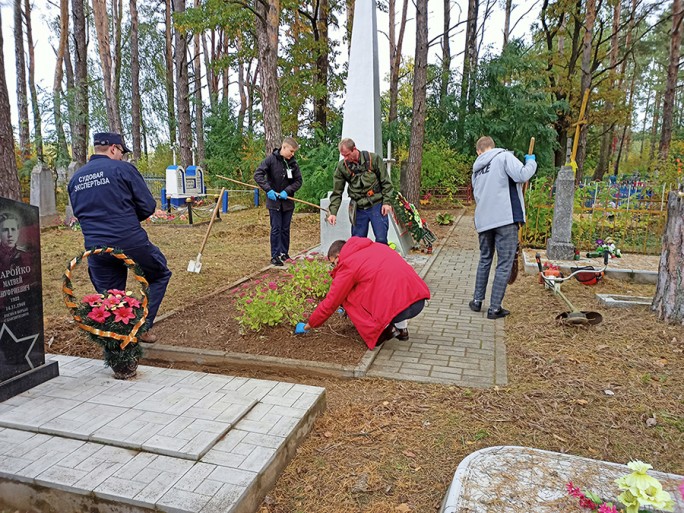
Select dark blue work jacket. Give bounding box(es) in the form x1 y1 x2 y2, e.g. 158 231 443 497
68 155 156 248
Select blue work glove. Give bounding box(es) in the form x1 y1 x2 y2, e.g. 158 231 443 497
294 322 309 334
279 190 288 200
524 154 536 162
267 190 278 201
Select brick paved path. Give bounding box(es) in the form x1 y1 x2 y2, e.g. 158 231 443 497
367 214 508 387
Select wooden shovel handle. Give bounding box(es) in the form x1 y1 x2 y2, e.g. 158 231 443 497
528 137 535 155
198 188 225 254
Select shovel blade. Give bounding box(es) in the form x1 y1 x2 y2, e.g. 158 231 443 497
187 255 202 273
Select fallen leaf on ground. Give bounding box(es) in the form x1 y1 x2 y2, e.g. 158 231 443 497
395 504 411 512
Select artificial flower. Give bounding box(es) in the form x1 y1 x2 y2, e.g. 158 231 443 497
268 282 277 290
107 289 127 297
82 294 103 306
597 503 619 513
87 306 111 323
125 297 141 309
615 460 675 513
113 306 136 325
102 296 122 309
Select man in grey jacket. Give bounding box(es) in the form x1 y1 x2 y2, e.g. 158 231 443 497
469 136 537 319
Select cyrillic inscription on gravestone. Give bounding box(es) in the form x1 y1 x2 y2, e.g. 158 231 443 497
0 196 58 398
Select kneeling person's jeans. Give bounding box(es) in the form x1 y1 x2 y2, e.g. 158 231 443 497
352 202 389 244
391 299 426 328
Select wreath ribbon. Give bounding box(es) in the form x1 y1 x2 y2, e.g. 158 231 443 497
62 247 149 350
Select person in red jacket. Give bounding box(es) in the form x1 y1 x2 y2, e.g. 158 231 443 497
295 237 431 350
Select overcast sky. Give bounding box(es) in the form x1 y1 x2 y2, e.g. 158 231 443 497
0 1 539 137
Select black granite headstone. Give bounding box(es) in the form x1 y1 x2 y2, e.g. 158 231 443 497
0 196 58 401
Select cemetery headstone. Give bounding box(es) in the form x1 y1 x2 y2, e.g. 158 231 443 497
546 165 576 260
64 162 79 224
29 163 60 227
56 166 67 187
0 196 59 401
319 0 412 255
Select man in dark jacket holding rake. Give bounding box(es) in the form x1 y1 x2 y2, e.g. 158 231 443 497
254 137 303 266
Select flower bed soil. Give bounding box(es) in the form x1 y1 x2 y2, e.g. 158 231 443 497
150 270 369 366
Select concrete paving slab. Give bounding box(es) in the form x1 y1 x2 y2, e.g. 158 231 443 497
0 354 326 513
368 215 508 387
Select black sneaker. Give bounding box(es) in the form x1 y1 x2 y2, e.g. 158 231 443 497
396 328 409 341
279 253 291 263
469 300 482 312
270 257 284 267
487 307 510 320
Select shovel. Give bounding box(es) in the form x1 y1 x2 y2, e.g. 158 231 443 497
187 187 225 273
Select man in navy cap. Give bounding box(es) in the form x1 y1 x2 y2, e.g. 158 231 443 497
68 132 171 343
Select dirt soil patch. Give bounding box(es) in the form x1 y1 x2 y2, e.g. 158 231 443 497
151 272 368 365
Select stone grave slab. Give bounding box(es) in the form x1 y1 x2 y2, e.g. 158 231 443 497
441 446 684 513
0 354 326 513
596 293 653 308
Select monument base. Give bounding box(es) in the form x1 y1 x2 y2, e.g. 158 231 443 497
319 196 413 256
546 239 575 260
0 361 59 402
39 214 62 228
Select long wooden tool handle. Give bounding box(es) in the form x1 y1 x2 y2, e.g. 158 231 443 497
528 137 535 155
216 174 329 213
198 187 225 254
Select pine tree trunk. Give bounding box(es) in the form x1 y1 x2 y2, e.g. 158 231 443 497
456 0 478 150
112 0 123 117
503 0 511 47
53 0 69 166
652 191 684 324
236 33 247 132
439 0 451 110
0 11 21 201
649 89 662 164
72 0 89 167
92 0 121 132
255 0 282 154
130 0 141 161
594 0 621 181
202 32 216 110
173 0 192 167
346 0 354 55
192 4 205 165
14 0 30 161
313 0 329 131
575 0 596 182
403 0 428 204
659 0 683 161
165 0 176 145
24 0 43 162
388 0 408 126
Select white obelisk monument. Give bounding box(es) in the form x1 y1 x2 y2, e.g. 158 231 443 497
319 0 413 255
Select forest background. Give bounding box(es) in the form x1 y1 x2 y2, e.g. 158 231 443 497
0 0 681 206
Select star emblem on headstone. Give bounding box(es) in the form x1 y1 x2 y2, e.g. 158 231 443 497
0 323 39 369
